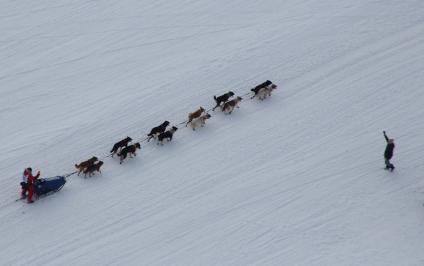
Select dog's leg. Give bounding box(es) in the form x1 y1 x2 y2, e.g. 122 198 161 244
186 117 192 127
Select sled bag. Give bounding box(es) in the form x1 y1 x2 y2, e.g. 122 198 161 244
34 176 66 196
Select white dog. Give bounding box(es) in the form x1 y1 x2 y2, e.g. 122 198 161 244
256 84 277 100
189 113 211 130
221 96 242 114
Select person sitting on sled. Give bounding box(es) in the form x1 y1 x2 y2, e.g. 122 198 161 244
21 167 40 203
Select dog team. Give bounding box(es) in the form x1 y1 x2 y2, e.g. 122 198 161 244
74 81 278 176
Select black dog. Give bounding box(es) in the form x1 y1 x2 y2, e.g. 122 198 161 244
251 80 272 97
118 143 141 164
110 137 132 157
212 91 234 111
147 121 170 142
157 126 178 145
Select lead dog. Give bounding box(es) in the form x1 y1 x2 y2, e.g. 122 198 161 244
222 96 243 114
157 126 178 145
213 91 234 111
83 161 104 177
75 156 98 176
110 137 132 157
186 107 205 126
118 143 141 164
256 84 277 100
189 113 211 131
147 121 170 142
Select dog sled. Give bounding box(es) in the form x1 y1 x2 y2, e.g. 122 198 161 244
34 176 66 198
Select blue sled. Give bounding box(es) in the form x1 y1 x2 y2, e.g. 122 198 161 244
34 176 66 197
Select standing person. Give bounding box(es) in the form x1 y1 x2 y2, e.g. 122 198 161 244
25 168 40 203
20 168 31 199
383 131 395 171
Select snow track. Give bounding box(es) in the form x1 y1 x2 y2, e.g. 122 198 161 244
1 1 424 265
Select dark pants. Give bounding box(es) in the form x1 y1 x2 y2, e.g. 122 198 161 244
20 182 28 198
385 158 394 170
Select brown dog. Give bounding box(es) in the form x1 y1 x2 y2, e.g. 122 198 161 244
83 161 104 177
222 96 243 114
186 107 205 126
75 156 98 176
118 143 141 164
189 113 211 130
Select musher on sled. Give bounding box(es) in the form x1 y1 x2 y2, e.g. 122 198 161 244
21 167 40 203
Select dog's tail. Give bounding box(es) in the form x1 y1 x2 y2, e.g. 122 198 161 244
75 164 79 169
213 96 217 102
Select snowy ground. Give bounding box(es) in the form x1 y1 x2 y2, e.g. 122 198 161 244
1 0 424 265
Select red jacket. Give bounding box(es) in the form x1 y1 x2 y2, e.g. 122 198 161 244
27 171 40 185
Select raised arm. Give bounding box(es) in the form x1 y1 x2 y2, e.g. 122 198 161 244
383 131 389 143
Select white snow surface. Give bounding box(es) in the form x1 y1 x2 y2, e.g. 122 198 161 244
1 0 424 265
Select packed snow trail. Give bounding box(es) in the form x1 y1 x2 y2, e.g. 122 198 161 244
1 0 424 265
